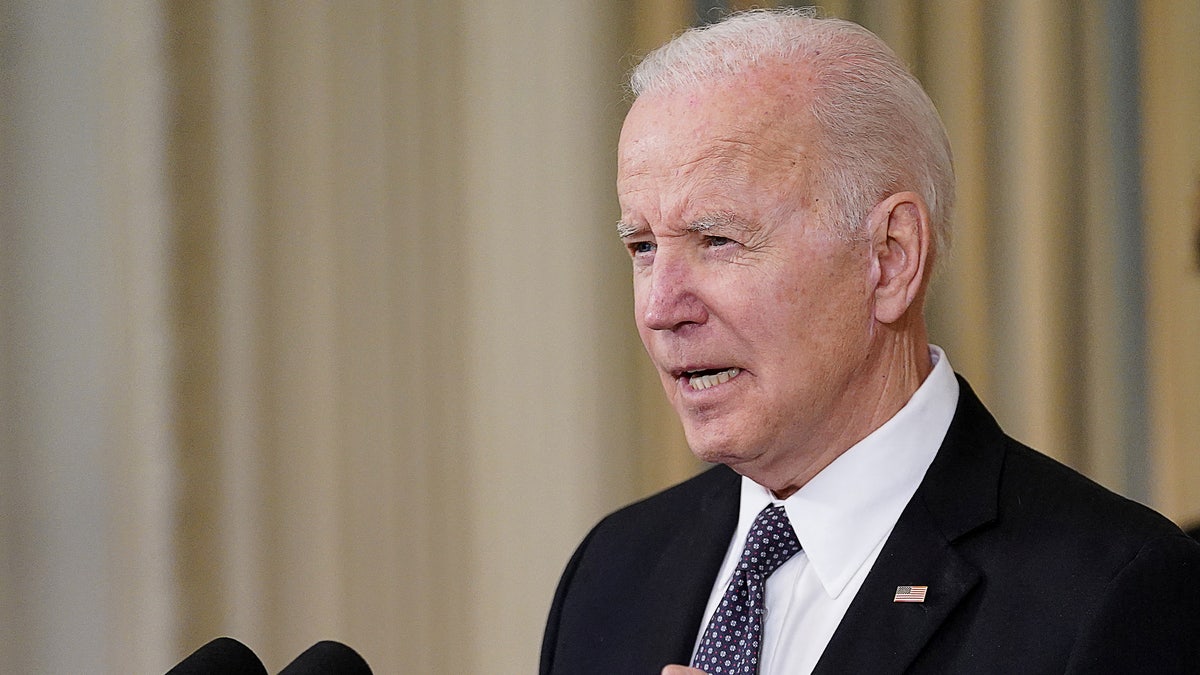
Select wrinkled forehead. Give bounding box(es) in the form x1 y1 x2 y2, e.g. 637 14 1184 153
617 90 818 219
618 68 817 181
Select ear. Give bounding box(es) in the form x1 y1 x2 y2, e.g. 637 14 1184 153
868 191 930 324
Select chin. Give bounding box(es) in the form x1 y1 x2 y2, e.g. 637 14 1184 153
683 426 758 466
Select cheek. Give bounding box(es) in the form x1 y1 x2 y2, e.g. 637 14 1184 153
766 265 827 327
771 272 813 306
767 266 870 348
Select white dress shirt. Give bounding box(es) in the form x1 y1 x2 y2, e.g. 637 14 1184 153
692 346 959 674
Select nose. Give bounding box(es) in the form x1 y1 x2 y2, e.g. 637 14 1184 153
640 253 708 332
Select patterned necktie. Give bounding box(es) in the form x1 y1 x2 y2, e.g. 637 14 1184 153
691 504 801 675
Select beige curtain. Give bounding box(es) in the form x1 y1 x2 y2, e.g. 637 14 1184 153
1141 0 1200 529
1 1 1197 673
3 1 640 671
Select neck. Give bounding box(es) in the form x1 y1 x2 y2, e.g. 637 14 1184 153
755 326 933 499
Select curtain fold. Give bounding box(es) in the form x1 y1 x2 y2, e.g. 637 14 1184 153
1142 0 1200 523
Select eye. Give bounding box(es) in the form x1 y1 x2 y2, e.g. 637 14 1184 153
704 235 734 248
627 240 656 257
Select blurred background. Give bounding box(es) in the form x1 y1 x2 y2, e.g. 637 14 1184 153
1 0 1197 672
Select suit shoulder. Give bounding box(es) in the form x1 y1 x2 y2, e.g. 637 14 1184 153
592 464 739 536
999 439 1182 541
941 379 1183 546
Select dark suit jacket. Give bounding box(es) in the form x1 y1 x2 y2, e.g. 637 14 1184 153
541 378 1200 674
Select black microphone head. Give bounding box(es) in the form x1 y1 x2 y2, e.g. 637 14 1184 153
166 636 267 675
278 640 372 675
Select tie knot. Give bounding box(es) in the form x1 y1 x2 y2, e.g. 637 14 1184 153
736 504 801 578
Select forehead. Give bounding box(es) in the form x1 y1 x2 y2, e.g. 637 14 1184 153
617 71 816 217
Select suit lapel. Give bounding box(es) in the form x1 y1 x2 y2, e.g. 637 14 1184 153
642 466 741 667
814 378 1004 674
812 500 981 674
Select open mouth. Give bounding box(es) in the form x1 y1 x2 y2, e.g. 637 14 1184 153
683 367 741 391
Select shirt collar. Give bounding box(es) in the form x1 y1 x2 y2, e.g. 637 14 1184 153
738 345 959 598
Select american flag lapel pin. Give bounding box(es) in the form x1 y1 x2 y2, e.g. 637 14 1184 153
894 585 928 603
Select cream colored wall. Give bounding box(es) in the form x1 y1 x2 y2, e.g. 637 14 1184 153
2 1 1198 674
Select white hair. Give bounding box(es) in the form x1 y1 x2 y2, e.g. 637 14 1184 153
629 8 955 259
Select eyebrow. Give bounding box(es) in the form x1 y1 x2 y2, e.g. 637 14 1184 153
616 212 751 239
686 211 748 235
686 212 740 233
616 221 640 238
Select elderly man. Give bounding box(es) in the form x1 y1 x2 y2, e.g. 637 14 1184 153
541 9 1200 675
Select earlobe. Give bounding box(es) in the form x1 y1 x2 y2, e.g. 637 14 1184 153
871 192 930 324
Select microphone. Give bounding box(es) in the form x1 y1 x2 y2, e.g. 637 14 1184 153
278 640 373 674
278 640 372 674
165 636 267 675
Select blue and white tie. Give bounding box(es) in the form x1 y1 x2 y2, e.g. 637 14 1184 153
691 504 801 675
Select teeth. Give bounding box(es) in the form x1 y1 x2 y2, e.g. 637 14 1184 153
688 368 741 391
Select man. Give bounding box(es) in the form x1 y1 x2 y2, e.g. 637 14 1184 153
541 9 1200 675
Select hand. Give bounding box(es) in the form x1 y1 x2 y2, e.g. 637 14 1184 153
661 666 706 675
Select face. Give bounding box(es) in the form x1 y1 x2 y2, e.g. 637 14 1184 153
617 76 884 485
